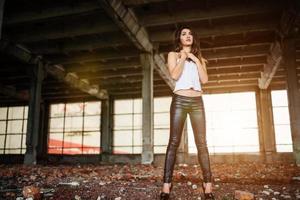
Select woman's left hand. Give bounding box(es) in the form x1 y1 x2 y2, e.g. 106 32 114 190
187 53 199 63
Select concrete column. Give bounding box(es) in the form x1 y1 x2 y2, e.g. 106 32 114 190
24 61 43 165
283 38 300 165
101 96 113 162
38 102 51 161
140 53 154 164
0 0 5 39
36 102 47 160
256 88 276 162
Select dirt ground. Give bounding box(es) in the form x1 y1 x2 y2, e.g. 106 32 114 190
0 162 299 200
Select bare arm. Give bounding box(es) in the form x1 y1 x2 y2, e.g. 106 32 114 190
167 51 187 80
196 59 208 84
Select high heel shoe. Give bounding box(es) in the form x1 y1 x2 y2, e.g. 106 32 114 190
202 183 215 200
160 192 170 200
160 183 172 200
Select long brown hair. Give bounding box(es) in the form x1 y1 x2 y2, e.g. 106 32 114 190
174 25 207 66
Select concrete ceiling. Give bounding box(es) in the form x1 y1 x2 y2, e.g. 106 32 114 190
0 0 299 102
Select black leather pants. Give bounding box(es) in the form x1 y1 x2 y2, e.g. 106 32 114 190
163 93 212 183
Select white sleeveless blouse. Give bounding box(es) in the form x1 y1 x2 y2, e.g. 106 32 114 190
173 59 202 92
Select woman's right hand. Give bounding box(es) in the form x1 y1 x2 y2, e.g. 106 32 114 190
179 50 188 60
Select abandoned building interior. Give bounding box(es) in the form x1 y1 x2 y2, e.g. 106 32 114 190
1 0 300 199
0 0 299 168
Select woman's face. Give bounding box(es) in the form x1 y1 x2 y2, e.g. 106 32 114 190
180 28 193 46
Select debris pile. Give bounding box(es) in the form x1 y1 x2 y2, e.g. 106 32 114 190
0 162 299 199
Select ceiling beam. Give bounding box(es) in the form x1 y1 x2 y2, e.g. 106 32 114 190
43 83 167 95
47 47 139 64
159 41 273 54
14 18 277 46
209 73 260 82
0 77 30 86
43 69 287 94
0 39 108 99
0 74 28 79
202 44 270 60
106 82 285 99
14 64 268 90
151 20 277 42
0 83 28 100
4 63 266 88
0 41 35 63
42 89 92 96
5 1 101 25
258 41 282 89
92 77 286 96
205 77 285 89
111 84 286 100
44 79 166 91
45 64 265 86
98 0 175 89
140 2 282 27
202 86 259 94
210 66 282 76
29 32 129 54
208 56 266 68
44 74 162 86
10 17 118 43
42 93 94 100
93 71 287 89
77 68 142 79
46 65 108 99
98 0 152 52
64 57 266 73
43 88 170 98
11 66 282 92
123 0 167 6
29 30 274 55
47 45 269 65
49 74 265 93
64 59 141 72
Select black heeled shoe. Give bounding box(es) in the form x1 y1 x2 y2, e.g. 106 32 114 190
202 183 215 200
160 192 170 200
160 184 172 200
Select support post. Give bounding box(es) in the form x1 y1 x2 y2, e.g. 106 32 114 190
0 0 5 39
140 53 154 164
24 60 43 165
256 88 276 163
101 95 113 162
37 102 48 161
283 38 300 165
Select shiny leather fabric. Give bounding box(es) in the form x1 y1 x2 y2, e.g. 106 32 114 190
163 93 212 183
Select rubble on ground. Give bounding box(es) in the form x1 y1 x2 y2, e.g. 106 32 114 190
0 162 299 199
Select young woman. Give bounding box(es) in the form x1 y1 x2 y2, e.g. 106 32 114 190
160 26 215 200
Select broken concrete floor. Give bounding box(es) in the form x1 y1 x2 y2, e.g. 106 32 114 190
0 162 299 200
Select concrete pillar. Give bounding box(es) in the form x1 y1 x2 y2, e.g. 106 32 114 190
101 96 113 162
0 0 5 39
38 102 51 161
256 88 276 162
36 102 47 160
140 53 154 164
283 38 300 165
24 61 43 165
